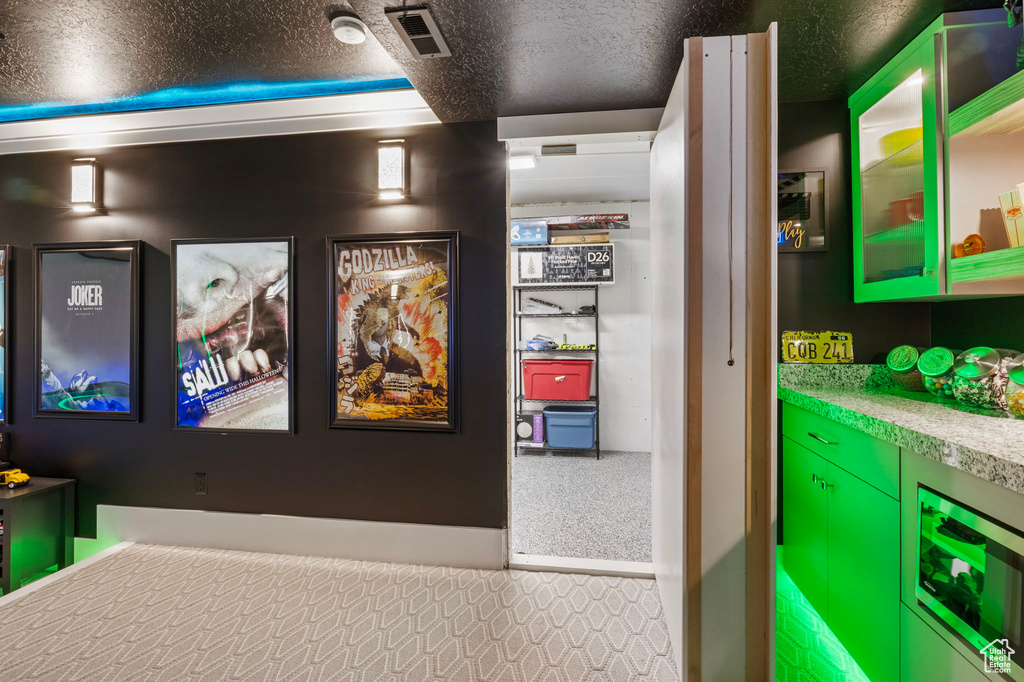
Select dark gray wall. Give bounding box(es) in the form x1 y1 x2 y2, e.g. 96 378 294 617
778 99 931 363
0 121 508 536
931 297 1024 351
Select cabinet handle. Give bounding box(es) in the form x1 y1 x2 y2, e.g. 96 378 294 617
808 432 836 446
811 474 829 491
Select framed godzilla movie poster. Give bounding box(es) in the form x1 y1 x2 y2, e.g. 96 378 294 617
172 238 293 434
328 232 458 432
35 241 140 421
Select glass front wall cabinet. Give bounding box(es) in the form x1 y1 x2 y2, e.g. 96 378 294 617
850 10 1024 301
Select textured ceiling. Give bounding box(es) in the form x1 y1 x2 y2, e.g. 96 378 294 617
0 0 1010 123
352 0 1005 121
0 0 404 105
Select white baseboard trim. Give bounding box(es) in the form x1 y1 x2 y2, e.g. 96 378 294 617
94 505 504 570
0 542 133 608
509 553 655 579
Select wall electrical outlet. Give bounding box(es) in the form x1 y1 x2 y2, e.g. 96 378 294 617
195 473 208 495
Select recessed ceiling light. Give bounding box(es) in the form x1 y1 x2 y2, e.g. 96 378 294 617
509 155 536 170
331 12 368 44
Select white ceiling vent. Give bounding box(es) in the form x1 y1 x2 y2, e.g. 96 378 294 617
384 6 451 59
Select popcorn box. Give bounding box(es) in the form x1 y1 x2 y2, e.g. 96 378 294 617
1000 187 1024 248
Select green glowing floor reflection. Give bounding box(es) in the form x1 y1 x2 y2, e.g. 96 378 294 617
777 560 871 682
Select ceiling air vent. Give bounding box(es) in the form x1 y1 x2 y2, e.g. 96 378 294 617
385 6 451 59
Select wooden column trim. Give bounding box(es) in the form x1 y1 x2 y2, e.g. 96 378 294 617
744 29 774 682
685 35 704 682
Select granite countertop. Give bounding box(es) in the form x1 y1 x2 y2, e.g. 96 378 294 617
779 364 1024 495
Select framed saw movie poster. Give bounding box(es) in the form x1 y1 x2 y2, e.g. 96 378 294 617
172 238 293 433
35 241 140 420
328 232 458 431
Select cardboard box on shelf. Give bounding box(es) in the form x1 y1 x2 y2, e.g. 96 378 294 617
999 188 1024 248
550 233 611 245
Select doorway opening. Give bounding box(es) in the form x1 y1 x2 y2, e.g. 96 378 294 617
504 130 654 575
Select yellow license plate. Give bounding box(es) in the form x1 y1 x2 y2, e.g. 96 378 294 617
782 331 853 364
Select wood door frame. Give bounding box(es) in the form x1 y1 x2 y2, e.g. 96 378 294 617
679 24 777 682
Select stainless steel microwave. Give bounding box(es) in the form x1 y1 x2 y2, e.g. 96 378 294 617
917 486 1024 673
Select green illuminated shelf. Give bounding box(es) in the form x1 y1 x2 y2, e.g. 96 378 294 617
863 220 926 246
949 246 1024 283
949 68 1024 137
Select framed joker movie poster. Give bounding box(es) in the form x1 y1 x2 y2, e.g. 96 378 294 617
35 241 140 420
172 238 293 433
328 232 458 431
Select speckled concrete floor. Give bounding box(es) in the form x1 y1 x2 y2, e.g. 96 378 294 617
511 450 652 563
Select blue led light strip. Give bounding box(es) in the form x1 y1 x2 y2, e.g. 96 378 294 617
0 77 413 123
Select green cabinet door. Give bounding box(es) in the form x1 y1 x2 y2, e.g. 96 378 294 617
782 437 829 618
827 463 900 682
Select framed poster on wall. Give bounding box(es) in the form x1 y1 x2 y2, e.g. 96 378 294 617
34 241 140 420
0 245 8 424
172 238 293 433
778 170 828 252
328 232 458 431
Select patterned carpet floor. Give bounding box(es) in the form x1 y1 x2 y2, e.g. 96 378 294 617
512 450 652 562
776 561 869 682
0 544 679 681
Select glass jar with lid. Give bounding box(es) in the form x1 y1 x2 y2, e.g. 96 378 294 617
1005 353 1024 419
951 347 1018 410
917 347 959 399
886 345 927 391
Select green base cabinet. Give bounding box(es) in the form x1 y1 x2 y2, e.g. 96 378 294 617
781 405 900 682
781 437 829 617
828 464 900 682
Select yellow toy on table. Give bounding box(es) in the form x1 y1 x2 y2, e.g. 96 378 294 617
0 469 30 489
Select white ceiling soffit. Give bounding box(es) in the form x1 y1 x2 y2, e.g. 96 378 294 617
510 141 650 205
0 89 439 156
498 107 663 147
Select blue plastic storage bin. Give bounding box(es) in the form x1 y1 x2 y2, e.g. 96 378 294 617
543 406 597 449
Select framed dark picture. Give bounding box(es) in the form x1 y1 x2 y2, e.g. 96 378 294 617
778 170 828 252
35 241 140 420
0 245 8 424
171 238 294 434
328 232 458 431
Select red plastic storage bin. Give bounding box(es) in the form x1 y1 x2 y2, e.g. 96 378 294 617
522 360 594 401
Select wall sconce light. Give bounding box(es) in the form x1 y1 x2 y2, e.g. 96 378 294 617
71 157 102 213
378 139 406 200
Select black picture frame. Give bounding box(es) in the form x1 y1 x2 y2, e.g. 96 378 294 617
778 169 829 252
0 245 9 425
327 231 459 432
34 240 140 421
170 237 295 435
